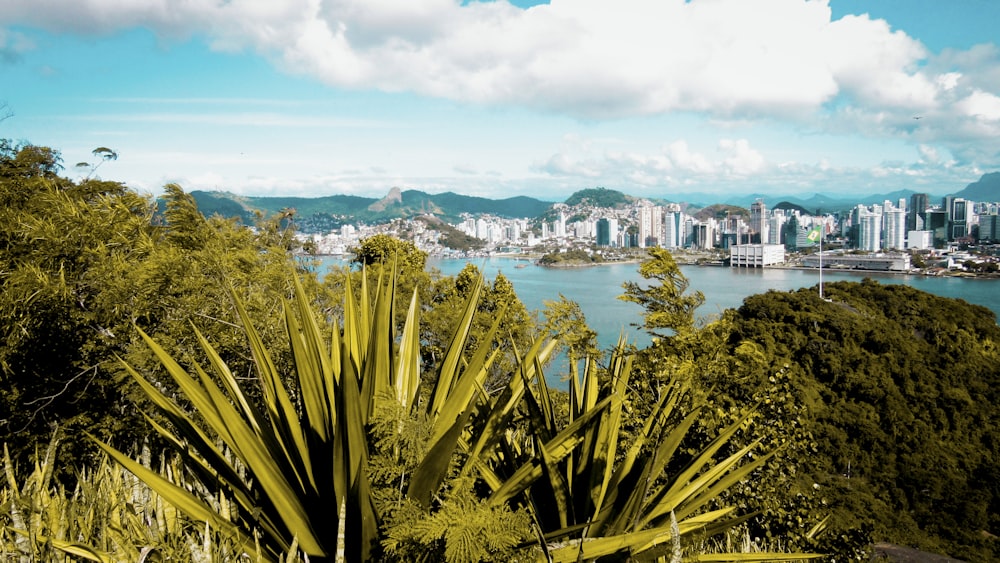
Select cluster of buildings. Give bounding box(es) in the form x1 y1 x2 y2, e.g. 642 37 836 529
303 192 1000 273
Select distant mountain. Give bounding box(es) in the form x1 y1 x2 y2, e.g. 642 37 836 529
186 175 999 232
713 190 923 213
773 201 814 216
951 172 1000 202
188 189 553 231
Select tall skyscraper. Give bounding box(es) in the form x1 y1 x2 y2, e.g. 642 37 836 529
908 193 929 232
883 206 907 250
596 217 618 247
639 205 662 247
945 196 969 240
858 206 882 251
749 199 768 244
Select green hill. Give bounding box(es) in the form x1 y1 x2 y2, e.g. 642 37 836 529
564 187 633 208
185 188 553 232
722 280 1000 562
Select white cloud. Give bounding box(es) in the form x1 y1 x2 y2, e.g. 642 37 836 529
955 89 1000 122
3 0 985 121
538 136 766 186
718 139 765 176
6 0 1000 180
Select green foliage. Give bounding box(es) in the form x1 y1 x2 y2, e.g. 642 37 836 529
537 249 603 266
353 233 428 273
542 295 599 365
382 480 533 563
188 189 551 229
93 261 818 562
619 248 705 337
617 251 840 559
0 141 309 479
563 187 631 208
0 435 264 562
423 264 536 389
429 220 486 252
724 279 1000 561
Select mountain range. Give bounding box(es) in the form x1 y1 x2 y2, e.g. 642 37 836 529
189 173 1000 229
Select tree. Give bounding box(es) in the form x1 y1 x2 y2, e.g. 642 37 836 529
542 294 599 379
0 142 156 468
0 142 312 475
619 247 705 337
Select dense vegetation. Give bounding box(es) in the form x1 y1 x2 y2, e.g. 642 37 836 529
725 281 1000 561
1 139 997 562
537 248 604 266
191 188 552 230
690 203 747 222
563 187 632 208
416 215 486 251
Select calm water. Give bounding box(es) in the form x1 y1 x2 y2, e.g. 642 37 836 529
429 258 1000 351
320 256 1000 353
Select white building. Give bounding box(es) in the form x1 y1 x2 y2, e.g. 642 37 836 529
730 244 785 267
858 208 882 251
639 205 662 247
883 205 907 250
907 230 934 250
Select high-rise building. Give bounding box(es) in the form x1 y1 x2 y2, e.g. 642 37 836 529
945 196 969 240
908 193 929 232
749 199 768 244
639 205 662 247
979 214 1000 243
767 210 786 245
858 206 882 251
883 206 907 250
596 217 619 247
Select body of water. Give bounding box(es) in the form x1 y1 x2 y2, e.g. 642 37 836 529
320 256 1000 353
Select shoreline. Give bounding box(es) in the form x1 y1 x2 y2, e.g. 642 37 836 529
307 253 1000 280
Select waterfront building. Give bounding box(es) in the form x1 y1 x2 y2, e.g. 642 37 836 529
730 244 785 267
555 211 567 238
801 252 911 272
692 221 715 250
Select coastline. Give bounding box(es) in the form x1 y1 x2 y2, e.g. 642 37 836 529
308 252 1000 280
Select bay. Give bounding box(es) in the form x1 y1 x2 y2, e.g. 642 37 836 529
319 256 1000 355
426 257 1000 352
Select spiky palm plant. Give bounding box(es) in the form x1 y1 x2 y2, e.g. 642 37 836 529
92 267 529 561
476 336 825 562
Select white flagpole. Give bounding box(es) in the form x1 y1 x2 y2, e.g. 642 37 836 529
818 225 824 299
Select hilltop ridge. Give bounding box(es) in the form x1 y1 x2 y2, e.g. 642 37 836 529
186 173 1000 231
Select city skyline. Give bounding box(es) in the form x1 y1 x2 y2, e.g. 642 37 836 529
2 1 1000 201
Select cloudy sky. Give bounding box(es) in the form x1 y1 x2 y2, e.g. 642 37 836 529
2 0 999 202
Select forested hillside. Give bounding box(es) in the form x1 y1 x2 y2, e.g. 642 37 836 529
188 188 553 230
724 281 1000 561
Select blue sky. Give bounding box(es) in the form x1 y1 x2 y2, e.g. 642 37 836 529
2 0 1000 203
